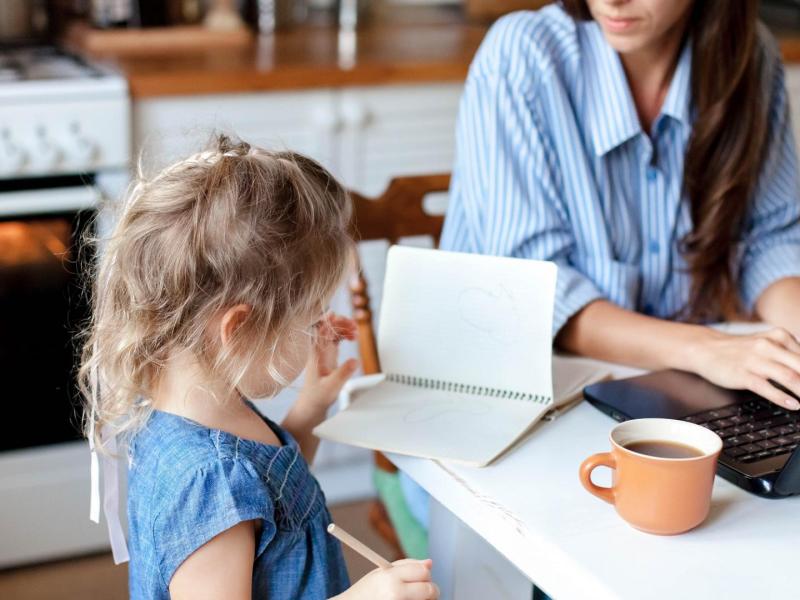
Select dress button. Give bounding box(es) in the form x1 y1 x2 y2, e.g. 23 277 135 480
646 167 658 181
649 240 660 253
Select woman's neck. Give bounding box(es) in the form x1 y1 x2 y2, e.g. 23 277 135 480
619 20 688 133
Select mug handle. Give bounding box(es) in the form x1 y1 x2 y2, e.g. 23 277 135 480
579 452 616 504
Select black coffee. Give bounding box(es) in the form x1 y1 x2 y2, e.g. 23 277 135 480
624 440 704 459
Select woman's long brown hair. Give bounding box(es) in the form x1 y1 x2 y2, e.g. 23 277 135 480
561 0 768 320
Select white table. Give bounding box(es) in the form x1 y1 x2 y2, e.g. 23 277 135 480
389 359 800 600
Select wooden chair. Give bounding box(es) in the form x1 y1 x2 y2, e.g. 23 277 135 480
347 173 450 557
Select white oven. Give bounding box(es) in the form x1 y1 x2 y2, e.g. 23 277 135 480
0 46 130 567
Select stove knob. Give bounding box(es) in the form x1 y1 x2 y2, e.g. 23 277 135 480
30 130 64 171
0 131 28 174
73 136 98 165
67 123 99 168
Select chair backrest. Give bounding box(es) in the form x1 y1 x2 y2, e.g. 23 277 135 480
349 174 450 374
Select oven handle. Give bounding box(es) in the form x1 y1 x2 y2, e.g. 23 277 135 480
0 185 100 218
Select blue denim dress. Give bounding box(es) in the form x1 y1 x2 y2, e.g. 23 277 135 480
127 405 350 599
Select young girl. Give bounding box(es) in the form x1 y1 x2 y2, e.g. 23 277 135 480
80 135 439 600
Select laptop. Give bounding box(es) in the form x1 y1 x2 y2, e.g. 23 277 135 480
584 370 800 498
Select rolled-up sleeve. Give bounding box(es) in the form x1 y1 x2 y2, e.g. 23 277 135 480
440 19 604 337
739 58 800 311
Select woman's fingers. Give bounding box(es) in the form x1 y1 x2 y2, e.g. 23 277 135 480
758 338 800 386
751 333 800 411
754 355 800 396
748 371 800 410
764 327 800 354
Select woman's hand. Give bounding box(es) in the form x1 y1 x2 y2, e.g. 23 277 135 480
283 312 358 462
334 559 439 600
560 300 800 410
691 327 800 410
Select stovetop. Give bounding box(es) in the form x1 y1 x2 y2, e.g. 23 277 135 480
0 46 105 84
0 45 126 104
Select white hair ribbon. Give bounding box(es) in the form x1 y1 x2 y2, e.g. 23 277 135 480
89 360 130 564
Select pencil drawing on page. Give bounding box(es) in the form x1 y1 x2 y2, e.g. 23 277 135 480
457 284 523 344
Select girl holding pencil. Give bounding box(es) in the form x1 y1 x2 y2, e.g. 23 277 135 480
81 135 439 600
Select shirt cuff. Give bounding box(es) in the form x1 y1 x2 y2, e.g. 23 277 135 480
740 243 800 312
552 264 605 338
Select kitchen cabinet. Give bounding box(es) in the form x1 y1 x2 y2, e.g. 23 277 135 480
336 84 462 195
133 83 462 196
133 89 339 177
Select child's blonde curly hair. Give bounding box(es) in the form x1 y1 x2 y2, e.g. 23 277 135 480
79 134 353 451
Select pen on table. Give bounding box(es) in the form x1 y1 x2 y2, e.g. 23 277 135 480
327 523 392 569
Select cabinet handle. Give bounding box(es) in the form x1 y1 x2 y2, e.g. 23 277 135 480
341 100 370 128
310 106 342 132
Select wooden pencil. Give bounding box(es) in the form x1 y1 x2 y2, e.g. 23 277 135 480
327 523 392 569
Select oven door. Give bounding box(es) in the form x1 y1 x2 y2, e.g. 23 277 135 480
0 181 113 567
0 185 98 451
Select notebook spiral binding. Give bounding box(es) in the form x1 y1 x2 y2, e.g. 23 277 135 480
386 373 552 405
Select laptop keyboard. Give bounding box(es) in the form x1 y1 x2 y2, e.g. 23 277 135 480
683 398 800 464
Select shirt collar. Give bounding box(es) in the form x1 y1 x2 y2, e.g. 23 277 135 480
582 21 692 156
659 39 692 126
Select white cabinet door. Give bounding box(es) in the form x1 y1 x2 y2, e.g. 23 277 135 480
133 90 340 176
338 83 462 196
787 65 800 153
133 84 463 196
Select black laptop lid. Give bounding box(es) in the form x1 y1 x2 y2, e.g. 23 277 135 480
584 370 748 420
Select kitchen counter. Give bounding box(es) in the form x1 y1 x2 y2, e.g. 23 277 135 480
780 35 800 63
75 10 800 99
81 12 485 98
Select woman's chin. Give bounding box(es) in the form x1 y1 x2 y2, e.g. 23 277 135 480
601 31 650 55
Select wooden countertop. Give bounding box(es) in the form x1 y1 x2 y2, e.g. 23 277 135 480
87 16 486 98
781 35 800 63
78 13 800 99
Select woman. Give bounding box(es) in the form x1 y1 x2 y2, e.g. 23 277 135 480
441 0 800 407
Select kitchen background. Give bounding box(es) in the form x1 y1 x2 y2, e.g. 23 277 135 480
0 0 799 598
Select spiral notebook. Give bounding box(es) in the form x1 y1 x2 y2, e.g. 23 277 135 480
314 246 596 467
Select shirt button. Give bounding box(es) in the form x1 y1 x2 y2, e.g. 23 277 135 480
646 167 658 181
649 240 660 253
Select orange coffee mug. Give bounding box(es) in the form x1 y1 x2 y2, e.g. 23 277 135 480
579 418 722 535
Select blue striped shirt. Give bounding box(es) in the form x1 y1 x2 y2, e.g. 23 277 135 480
440 5 800 336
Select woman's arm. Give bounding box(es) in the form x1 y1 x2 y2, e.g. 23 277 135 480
756 277 800 338
558 299 800 410
169 521 255 600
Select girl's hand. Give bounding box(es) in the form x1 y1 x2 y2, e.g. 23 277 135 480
297 312 358 414
284 313 358 462
334 559 439 600
692 328 800 410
